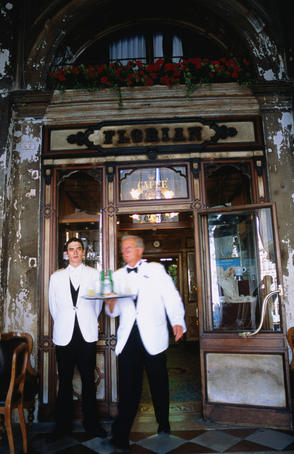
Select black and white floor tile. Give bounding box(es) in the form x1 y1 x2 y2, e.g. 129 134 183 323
2 421 294 454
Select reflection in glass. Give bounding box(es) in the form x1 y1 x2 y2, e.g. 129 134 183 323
130 212 179 223
57 168 103 271
187 251 197 302
204 163 252 207
203 208 281 332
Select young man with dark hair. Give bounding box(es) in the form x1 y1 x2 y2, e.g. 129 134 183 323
49 237 106 439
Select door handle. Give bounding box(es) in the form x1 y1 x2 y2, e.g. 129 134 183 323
238 285 283 338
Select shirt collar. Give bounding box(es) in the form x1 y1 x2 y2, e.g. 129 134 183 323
126 260 142 270
69 264 84 273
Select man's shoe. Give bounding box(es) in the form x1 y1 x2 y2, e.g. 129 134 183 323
157 424 170 435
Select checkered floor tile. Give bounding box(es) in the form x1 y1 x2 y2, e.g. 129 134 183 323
1 423 294 454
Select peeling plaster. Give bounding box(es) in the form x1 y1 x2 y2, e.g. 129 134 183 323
16 218 21 241
246 11 265 33
263 69 275 81
25 188 37 198
0 151 6 166
15 126 41 162
5 285 38 335
266 112 293 160
0 48 10 78
282 239 294 331
0 89 8 98
5 120 15 203
245 31 287 80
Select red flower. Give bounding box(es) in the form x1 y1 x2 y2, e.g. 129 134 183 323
145 78 154 86
48 56 253 103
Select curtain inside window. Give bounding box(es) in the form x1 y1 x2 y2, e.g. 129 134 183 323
109 35 146 63
172 35 183 62
109 33 183 63
153 33 164 58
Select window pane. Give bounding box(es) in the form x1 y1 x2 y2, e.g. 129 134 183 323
204 163 253 207
119 166 189 201
57 169 103 270
109 35 146 63
153 34 163 58
172 35 183 62
201 208 281 332
109 33 183 63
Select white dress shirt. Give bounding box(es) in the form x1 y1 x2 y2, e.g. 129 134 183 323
69 264 82 290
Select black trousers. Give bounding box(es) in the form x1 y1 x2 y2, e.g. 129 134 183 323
55 320 98 433
112 323 170 444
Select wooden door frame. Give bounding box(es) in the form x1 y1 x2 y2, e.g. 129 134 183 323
195 203 293 429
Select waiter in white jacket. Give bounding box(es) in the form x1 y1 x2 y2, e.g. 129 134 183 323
49 237 106 439
105 234 186 452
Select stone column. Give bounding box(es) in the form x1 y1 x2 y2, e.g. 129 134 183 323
254 82 294 330
1 91 51 376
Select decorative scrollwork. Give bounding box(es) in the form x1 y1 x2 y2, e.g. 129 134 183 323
254 157 265 176
39 336 54 352
147 148 158 160
41 204 55 219
213 125 238 141
105 335 117 351
104 204 118 217
190 200 203 210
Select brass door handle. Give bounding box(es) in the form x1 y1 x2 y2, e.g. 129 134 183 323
238 285 283 338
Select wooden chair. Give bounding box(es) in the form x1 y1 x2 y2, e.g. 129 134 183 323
286 327 294 404
0 341 29 454
0 332 39 429
287 326 294 370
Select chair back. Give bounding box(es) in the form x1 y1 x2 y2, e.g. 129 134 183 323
0 331 39 432
1 342 29 407
287 326 294 370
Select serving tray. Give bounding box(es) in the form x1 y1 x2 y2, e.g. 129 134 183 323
82 293 135 300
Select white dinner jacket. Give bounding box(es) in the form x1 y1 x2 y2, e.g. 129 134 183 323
49 264 102 346
105 261 186 355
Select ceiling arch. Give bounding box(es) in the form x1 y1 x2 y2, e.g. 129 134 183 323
24 0 287 89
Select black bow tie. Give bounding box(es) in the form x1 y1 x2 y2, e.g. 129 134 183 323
127 267 138 273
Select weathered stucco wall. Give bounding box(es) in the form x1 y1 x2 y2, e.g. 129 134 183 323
258 90 294 333
0 94 8 333
0 0 16 333
1 116 42 369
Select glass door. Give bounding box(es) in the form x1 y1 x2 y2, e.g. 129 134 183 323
198 203 292 428
204 206 281 333
56 167 107 408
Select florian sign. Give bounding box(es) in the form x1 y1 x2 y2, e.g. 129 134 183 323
66 118 238 154
45 116 261 158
